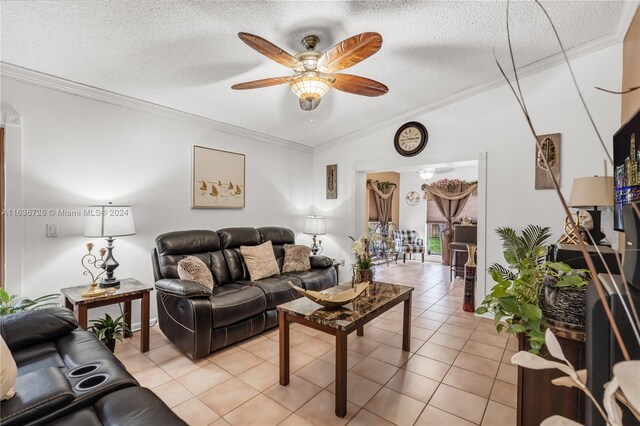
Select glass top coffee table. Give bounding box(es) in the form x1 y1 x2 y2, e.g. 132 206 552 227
277 281 414 418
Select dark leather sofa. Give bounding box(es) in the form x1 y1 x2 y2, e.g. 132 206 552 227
0 307 185 426
152 226 337 359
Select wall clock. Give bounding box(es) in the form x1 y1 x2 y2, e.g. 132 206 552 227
394 121 428 157
405 191 420 206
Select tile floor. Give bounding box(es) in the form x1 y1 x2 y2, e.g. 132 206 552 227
116 261 519 426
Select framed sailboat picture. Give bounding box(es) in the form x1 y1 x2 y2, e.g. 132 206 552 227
193 145 245 208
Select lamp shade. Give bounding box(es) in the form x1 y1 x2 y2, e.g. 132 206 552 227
84 204 136 237
303 215 326 236
569 177 614 208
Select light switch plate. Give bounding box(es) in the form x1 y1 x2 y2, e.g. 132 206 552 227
46 224 57 237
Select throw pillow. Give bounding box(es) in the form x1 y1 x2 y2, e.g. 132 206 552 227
178 256 215 290
240 241 280 281
282 244 312 273
0 335 17 400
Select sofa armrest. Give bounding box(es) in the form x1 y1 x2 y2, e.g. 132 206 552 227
310 255 333 269
155 279 212 298
0 367 75 426
0 307 78 352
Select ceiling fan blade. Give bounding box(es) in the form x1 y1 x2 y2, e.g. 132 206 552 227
231 77 291 90
330 74 388 97
318 32 382 72
238 32 304 71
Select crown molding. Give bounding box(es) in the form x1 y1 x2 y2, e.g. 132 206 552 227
0 62 312 153
315 1 638 152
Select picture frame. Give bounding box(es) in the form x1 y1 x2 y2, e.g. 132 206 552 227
326 164 337 199
192 145 245 208
535 133 561 190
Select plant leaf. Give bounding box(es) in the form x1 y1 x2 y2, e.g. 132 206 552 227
612 361 640 415
540 415 583 426
547 262 571 273
545 328 568 363
511 351 577 379
522 304 542 321
604 376 623 425
551 370 587 389
499 297 520 314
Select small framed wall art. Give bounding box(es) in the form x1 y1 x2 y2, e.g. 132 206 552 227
326 164 337 199
535 133 561 190
193 145 245 208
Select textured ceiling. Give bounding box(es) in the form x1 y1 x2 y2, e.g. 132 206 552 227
0 1 628 146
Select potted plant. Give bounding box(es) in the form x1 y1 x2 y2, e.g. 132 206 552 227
349 231 394 284
89 314 130 353
476 225 588 353
0 288 59 316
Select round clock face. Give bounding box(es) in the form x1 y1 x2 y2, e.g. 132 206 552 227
405 191 420 206
394 122 428 157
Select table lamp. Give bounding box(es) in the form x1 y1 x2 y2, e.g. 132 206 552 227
84 202 136 287
569 176 613 245
303 214 326 255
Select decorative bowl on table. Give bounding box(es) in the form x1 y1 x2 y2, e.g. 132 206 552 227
288 281 369 308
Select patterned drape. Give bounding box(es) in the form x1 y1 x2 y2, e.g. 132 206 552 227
423 181 478 223
367 180 397 233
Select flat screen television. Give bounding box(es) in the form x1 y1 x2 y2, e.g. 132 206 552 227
614 108 640 231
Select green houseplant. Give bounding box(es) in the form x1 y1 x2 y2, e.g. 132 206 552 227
89 314 130 353
476 225 588 353
0 288 59 316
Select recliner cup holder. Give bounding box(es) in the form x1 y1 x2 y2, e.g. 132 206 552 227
68 364 100 378
74 374 110 391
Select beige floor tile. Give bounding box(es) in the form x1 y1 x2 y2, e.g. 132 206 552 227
145 343 184 365
364 387 426 426
490 380 517 408
264 375 322 411
428 332 467 350
198 378 259 415
475 321 501 334
236 335 268 349
386 369 439 403
121 353 157 374
359 327 396 344
210 418 231 426
481 401 516 426
267 347 316 372
502 349 517 364
438 323 474 339
443 366 495 398
133 366 173 389
213 349 264 375
430 384 488 424
114 342 140 360
447 316 481 330
205 345 243 363
417 342 460 364
454 352 500 378
506 336 519 351
348 337 383 356
404 354 451 381
368 344 412 367
223 394 291 426
372 318 404 333
173 397 220 426
320 349 366 369
420 310 451 322
160 355 209 378
462 340 505 361
347 409 395 426
237 361 280 391
279 413 313 426
496 362 518 385
350 357 399 385
428 305 457 315
177 363 233 395
244 338 280 360
295 358 336 388
295 390 358 426
415 405 476 426
413 317 444 331
152 380 193 408
295 338 334 358
411 325 435 341
385 333 425 351
316 332 340 344
470 330 509 348
326 372 382 407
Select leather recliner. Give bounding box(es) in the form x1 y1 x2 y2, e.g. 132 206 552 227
0 307 185 426
152 226 337 359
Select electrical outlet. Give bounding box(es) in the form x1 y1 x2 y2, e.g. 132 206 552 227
46 224 57 238
340 259 345 266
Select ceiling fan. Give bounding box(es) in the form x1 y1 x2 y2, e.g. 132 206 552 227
231 32 388 111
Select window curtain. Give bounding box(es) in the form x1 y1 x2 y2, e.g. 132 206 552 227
367 180 397 235
422 180 478 265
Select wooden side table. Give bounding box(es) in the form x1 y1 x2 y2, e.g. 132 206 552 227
61 278 154 352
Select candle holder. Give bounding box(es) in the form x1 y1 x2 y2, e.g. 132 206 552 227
81 243 109 298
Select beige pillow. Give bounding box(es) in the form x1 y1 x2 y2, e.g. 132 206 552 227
240 241 280 281
178 256 215 290
0 335 17 400
282 244 312 273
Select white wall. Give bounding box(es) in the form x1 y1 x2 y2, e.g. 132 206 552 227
313 43 622 307
398 165 479 243
1 77 313 327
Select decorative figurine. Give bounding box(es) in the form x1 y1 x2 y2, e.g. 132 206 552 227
81 243 109 298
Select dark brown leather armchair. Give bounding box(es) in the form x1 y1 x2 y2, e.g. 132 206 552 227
151 226 337 359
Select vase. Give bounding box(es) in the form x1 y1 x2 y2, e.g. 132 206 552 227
463 244 477 312
441 220 454 266
353 267 375 286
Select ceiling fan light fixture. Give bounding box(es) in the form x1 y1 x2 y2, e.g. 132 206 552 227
290 73 331 104
419 169 436 180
